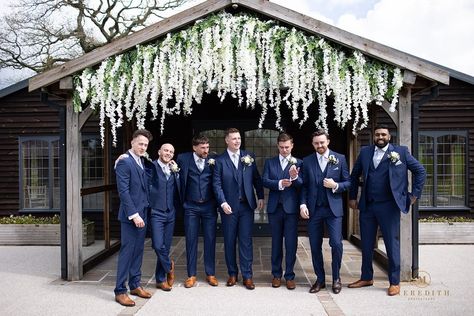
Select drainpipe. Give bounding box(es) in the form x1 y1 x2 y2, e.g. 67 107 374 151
411 84 439 279
41 91 67 280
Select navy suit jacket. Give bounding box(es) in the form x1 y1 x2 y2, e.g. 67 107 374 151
115 152 150 223
300 151 350 217
176 152 216 205
349 144 426 214
213 150 264 210
262 156 303 214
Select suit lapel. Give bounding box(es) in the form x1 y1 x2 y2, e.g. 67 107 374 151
129 154 146 189
310 154 322 182
364 146 374 179
279 157 288 178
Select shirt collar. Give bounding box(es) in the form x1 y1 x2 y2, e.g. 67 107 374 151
157 159 168 170
375 144 389 153
193 152 202 162
279 154 291 162
129 150 141 163
316 150 329 160
227 149 240 157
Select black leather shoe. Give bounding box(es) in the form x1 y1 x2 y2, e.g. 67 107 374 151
309 281 326 293
332 279 342 294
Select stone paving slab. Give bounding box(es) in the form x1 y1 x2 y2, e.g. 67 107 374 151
2 240 473 316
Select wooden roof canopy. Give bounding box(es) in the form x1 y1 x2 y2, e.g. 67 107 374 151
29 0 449 92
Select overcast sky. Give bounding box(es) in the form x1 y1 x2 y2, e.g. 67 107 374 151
1 0 473 89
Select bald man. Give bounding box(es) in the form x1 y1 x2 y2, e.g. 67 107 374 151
150 143 182 291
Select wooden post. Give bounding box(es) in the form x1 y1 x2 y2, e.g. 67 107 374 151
398 86 412 281
66 93 83 280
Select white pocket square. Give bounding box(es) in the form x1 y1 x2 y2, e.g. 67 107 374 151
395 161 402 166
333 167 339 170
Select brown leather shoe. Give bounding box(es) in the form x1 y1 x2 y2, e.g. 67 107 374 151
130 287 152 298
167 260 175 286
115 293 135 307
206 275 219 286
272 277 281 288
243 278 255 290
185 276 197 288
388 284 400 296
156 281 172 291
286 279 296 290
226 275 237 287
309 282 326 293
332 279 342 294
348 279 374 288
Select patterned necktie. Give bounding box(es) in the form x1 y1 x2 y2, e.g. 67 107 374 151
373 148 384 168
197 158 204 172
232 153 239 169
281 157 288 170
319 155 327 171
163 166 170 180
137 158 143 169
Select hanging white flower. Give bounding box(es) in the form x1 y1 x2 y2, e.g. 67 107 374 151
72 12 405 147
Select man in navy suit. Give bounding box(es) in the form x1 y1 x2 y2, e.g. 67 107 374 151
176 134 219 288
114 129 153 307
262 132 302 290
300 129 350 294
149 143 181 291
348 124 426 296
213 127 264 290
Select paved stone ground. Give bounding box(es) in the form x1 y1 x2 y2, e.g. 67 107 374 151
77 236 386 316
2 239 473 316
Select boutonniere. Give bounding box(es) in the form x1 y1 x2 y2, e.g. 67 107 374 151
387 151 400 163
170 162 180 173
143 152 152 162
207 158 215 166
328 154 339 165
241 154 254 166
288 157 297 165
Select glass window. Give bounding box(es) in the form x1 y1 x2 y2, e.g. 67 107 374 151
20 135 104 211
201 129 227 155
82 135 104 211
419 131 467 209
20 137 59 210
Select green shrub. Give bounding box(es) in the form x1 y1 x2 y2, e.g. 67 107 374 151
0 214 93 225
419 216 474 223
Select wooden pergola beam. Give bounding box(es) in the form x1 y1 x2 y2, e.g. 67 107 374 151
29 0 449 92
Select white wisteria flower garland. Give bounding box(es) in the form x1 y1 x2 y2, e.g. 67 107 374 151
73 12 404 147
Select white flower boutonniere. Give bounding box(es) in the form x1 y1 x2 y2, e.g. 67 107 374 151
170 162 180 173
207 158 215 166
288 157 297 165
241 154 254 166
387 151 400 163
328 155 339 165
142 152 152 162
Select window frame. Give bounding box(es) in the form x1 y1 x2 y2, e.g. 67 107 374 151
418 130 469 211
19 135 60 212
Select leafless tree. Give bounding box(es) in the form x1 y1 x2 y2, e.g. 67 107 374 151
0 0 192 73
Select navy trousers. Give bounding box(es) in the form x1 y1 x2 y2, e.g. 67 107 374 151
114 220 146 294
307 206 343 283
360 199 401 285
150 208 175 283
220 201 254 280
268 205 298 280
184 201 217 277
